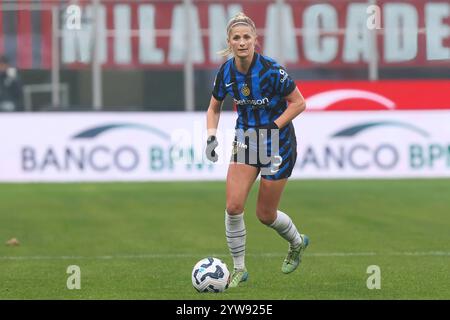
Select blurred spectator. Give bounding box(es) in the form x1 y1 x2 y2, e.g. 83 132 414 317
0 55 23 112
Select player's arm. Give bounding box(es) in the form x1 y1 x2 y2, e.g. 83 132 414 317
206 95 223 137
274 87 306 129
205 96 223 162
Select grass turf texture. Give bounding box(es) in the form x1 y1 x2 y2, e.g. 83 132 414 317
0 180 449 299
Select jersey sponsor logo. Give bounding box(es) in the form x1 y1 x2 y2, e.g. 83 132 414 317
233 97 269 107
241 84 250 96
225 82 234 87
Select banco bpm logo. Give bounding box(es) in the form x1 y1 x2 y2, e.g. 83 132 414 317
21 123 212 173
297 121 449 172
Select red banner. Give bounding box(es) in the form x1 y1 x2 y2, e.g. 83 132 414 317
0 0 449 69
298 80 450 111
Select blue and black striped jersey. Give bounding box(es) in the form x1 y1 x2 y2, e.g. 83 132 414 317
212 53 297 129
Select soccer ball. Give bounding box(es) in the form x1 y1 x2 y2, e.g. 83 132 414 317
191 257 230 293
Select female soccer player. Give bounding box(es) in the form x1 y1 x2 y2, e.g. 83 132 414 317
205 12 309 288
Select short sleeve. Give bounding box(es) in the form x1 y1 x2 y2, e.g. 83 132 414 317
273 66 296 97
212 67 226 101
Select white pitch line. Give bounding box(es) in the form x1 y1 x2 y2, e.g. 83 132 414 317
0 251 449 261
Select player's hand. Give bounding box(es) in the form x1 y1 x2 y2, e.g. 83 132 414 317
206 135 218 162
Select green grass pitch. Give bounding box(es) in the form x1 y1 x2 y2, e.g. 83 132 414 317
0 179 449 299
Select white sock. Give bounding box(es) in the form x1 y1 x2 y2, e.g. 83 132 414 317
269 210 302 248
225 210 246 270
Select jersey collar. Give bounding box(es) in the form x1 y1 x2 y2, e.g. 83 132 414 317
232 52 259 77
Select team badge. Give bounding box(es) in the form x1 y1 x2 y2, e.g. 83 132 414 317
241 84 250 97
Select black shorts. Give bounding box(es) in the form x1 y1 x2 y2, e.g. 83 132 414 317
230 123 297 180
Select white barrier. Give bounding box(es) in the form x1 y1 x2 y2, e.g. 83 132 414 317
0 111 449 182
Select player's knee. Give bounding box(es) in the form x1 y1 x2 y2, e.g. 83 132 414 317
256 208 276 225
226 203 244 215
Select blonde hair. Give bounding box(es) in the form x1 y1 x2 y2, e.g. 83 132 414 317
218 12 257 57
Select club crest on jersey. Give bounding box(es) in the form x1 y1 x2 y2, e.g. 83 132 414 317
241 84 250 97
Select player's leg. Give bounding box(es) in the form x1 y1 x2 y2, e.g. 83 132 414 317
256 177 309 274
257 122 308 273
226 162 259 287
